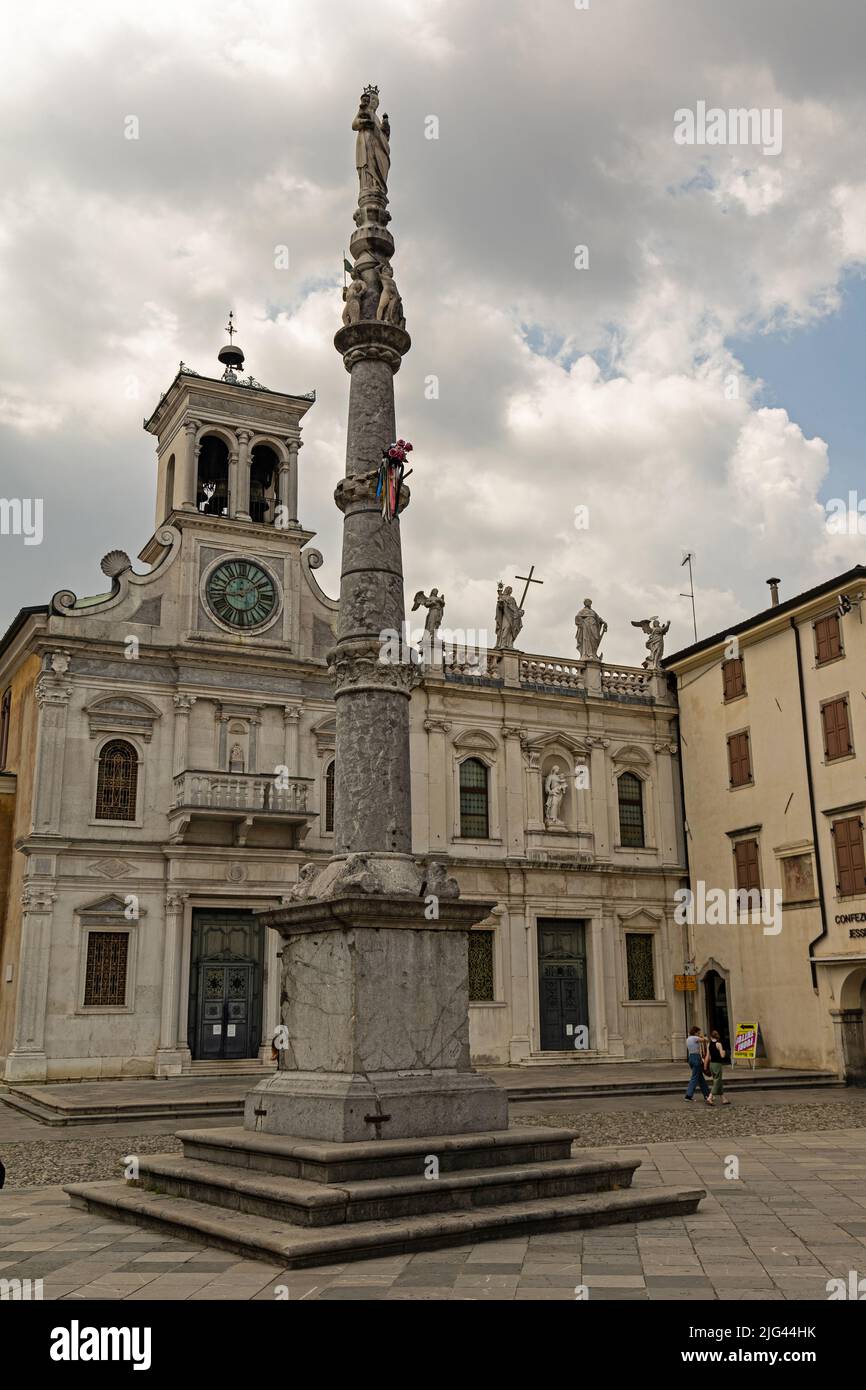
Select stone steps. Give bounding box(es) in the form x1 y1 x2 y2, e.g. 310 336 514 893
131 1151 640 1225
65 1179 704 1268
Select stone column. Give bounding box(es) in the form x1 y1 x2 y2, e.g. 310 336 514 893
227 445 240 519
654 738 680 864
235 430 252 520
245 89 507 1144
279 440 300 527
178 419 200 510
423 718 450 852
832 1008 866 1084
172 694 196 779
283 705 301 776
32 664 71 835
5 885 56 1082
156 892 186 1076
588 736 611 860
522 745 544 832
503 725 525 855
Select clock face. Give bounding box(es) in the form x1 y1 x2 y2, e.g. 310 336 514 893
205 559 278 630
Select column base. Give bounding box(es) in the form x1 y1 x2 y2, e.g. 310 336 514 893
244 1068 508 1143
4 1050 47 1083
155 1048 187 1078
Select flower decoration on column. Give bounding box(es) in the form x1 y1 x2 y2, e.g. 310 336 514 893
376 438 413 521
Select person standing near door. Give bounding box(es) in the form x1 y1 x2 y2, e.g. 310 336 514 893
706 1029 730 1106
684 1025 710 1102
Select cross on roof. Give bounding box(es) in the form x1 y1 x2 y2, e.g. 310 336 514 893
225 310 236 344
515 565 544 608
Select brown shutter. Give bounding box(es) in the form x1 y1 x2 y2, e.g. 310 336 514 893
815 614 842 665
833 816 866 895
734 838 761 891
822 698 852 760
727 731 752 787
722 657 745 701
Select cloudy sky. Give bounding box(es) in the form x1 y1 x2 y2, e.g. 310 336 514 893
2 0 865 664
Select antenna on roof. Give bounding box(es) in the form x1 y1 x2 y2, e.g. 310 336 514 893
680 550 697 642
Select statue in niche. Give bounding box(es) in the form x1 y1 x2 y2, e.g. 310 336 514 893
342 272 365 326
353 85 390 199
631 616 670 669
495 582 524 650
376 260 405 327
575 598 607 660
229 743 245 773
544 765 569 827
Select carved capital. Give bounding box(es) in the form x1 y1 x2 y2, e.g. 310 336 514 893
22 885 56 914
327 638 420 697
503 724 525 741
36 676 71 709
423 718 451 734
283 704 301 724
173 694 197 714
165 892 187 914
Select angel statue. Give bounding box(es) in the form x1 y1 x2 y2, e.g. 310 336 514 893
631 616 671 669
544 764 569 827
411 588 445 639
495 582 524 650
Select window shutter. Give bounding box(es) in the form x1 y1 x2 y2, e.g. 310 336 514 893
834 816 865 896
734 838 761 892
822 698 852 760
728 731 752 787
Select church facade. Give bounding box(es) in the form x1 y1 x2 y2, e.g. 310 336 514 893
0 346 690 1083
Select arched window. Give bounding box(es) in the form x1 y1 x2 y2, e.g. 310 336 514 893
324 760 335 833
618 772 644 848
95 740 139 821
250 444 279 524
196 435 229 516
0 688 11 770
164 453 175 519
460 757 489 838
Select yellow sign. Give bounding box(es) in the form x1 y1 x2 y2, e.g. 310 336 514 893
674 975 697 991
733 1022 759 1062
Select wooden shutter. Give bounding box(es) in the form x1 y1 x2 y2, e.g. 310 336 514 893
722 657 745 701
833 816 866 896
727 731 752 787
815 614 842 665
734 838 761 892
821 697 852 761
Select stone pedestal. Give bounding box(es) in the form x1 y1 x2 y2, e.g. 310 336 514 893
245 889 508 1142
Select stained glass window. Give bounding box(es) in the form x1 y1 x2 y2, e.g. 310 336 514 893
618 772 644 847
84 931 129 1007
460 757 489 838
468 931 495 1001
95 740 138 821
626 933 655 1000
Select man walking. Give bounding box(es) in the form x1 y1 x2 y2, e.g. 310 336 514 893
684 1025 711 1102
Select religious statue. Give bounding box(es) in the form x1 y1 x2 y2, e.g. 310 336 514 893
229 743 245 773
544 765 568 826
411 587 445 639
495 582 524 650
376 260 405 327
353 85 390 199
575 598 607 660
342 272 365 326
631 616 671 669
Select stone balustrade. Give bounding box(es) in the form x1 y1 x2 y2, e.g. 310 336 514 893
172 770 310 814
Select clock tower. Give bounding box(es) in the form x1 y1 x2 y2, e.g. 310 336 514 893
142 320 318 653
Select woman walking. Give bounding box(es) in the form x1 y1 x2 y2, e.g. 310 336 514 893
706 1029 730 1106
684 1025 711 1103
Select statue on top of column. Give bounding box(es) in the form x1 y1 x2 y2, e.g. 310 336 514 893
353 85 390 200
575 598 607 660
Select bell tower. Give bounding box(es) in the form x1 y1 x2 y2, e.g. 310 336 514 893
144 314 316 532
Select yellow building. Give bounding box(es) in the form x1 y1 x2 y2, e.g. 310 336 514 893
665 566 866 1080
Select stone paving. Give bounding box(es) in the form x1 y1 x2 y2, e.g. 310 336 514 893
2 1125 865 1300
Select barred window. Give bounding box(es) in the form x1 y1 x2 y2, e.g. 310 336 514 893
83 931 129 1007
617 772 645 848
459 757 489 838
468 931 494 1001
626 933 655 1000
95 740 138 821
324 760 335 833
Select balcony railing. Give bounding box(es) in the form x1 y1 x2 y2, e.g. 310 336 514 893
172 770 311 815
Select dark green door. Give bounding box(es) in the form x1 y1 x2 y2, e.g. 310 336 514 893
538 920 589 1051
188 910 264 1061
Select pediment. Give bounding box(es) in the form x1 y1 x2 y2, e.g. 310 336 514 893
85 695 161 742
76 893 146 919
313 715 337 754
617 906 663 927
452 727 499 753
611 742 652 767
525 731 589 757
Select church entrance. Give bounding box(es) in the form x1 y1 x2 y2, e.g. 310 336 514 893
537 920 589 1051
188 909 264 1061
704 969 730 1058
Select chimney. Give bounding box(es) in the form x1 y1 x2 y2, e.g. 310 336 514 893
767 577 781 607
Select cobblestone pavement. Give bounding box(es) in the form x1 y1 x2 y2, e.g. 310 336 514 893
1 1125 865 1300
1 1088 864 1188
